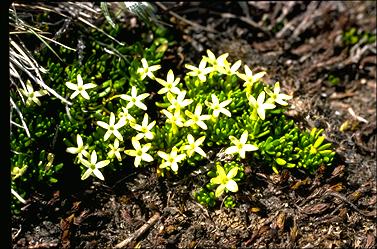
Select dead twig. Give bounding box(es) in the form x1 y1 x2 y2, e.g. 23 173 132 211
155 2 217 33
324 191 375 218
114 212 161 248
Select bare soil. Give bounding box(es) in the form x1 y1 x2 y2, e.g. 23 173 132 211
12 2 376 248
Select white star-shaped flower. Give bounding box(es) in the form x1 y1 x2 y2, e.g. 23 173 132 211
184 103 211 130
137 58 161 80
181 134 206 158
79 150 110 181
264 82 292 106
217 59 242 75
157 147 186 172
155 69 181 95
97 112 126 141
248 91 276 120
66 134 90 159
203 49 229 71
108 139 124 161
130 113 156 140
225 130 258 159
210 164 239 197
205 94 232 118
237 65 266 94
124 138 154 167
20 80 48 106
65 74 97 100
120 86 150 110
167 91 193 113
185 59 213 82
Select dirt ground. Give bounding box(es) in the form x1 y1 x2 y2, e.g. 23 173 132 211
12 2 376 248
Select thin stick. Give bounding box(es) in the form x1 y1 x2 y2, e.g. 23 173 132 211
10 97 31 138
11 188 26 204
10 55 72 106
155 2 217 33
77 16 125 46
114 212 161 248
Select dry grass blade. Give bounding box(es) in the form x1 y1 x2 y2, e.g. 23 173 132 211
9 42 72 106
27 28 63 61
101 2 116 28
10 5 73 106
10 97 31 138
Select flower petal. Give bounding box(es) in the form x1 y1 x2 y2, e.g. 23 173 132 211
80 90 90 100
167 69 174 83
240 131 249 144
157 151 169 161
97 121 109 129
125 149 137 157
70 91 79 99
77 74 83 86
77 134 83 147
243 144 259 152
135 102 147 111
170 162 179 172
104 130 112 141
65 82 77 90
221 109 231 117
227 167 238 179
83 83 97 89
90 151 97 164
215 184 226 197
134 157 142 167
195 147 207 158
81 169 92 180
93 169 105 180
141 153 153 162
225 146 238 155
113 130 123 142
96 160 110 168
226 180 238 192
66 147 79 154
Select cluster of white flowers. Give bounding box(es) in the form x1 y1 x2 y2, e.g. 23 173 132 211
65 51 292 180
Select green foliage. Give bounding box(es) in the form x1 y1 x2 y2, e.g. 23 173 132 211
10 18 170 211
327 74 341 86
11 23 336 211
342 27 376 46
